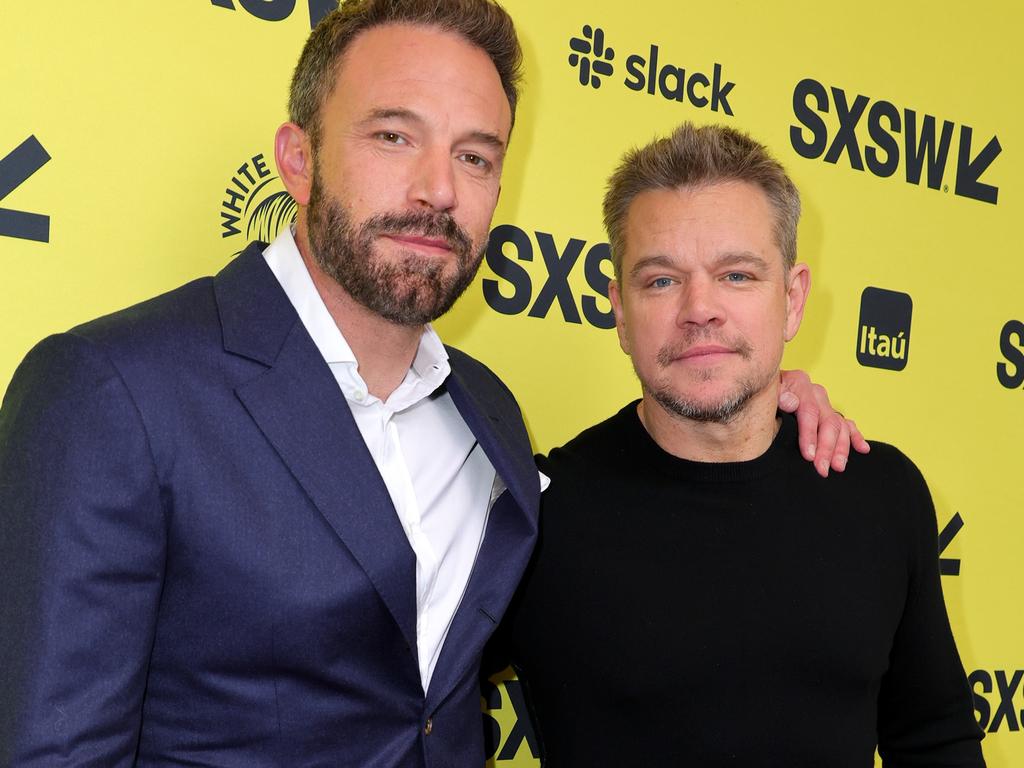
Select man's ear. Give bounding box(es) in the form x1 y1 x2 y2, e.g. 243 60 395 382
275 122 313 206
608 278 630 355
784 262 811 341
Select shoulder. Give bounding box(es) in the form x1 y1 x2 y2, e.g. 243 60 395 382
832 438 936 537
845 439 929 495
538 402 637 482
62 243 276 365
3 333 123 415
70 275 218 356
3 275 224 429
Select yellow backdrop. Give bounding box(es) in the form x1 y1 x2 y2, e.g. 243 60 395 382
2 2 1020 765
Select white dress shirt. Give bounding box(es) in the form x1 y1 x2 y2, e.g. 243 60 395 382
263 228 504 692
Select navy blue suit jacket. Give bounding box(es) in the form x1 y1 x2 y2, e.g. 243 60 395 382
0 244 541 767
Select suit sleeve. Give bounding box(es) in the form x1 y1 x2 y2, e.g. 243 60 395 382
876 453 986 767
0 333 166 767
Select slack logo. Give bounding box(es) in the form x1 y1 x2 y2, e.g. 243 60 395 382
566 25 736 114
568 25 615 89
856 287 912 371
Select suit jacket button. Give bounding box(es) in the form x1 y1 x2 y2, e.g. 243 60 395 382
424 717 433 736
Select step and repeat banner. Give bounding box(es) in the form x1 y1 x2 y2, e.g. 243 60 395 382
2 1 1020 765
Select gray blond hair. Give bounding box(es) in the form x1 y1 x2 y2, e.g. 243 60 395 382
603 122 801 278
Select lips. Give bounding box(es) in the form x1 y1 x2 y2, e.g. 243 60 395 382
656 345 737 368
677 345 735 360
383 233 454 253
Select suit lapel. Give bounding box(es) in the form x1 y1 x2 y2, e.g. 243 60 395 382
445 363 539 518
215 245 418 656
425 362 540 710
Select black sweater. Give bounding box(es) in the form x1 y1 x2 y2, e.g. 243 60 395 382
502 404 984 767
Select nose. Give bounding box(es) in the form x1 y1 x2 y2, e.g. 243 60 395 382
408 145 457 212
676 275 723 328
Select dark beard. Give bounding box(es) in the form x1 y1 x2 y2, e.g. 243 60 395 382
306 172 484 326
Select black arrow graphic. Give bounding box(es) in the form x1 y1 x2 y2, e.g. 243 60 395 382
938 511 963 576
955 126 1000 205
0 135 51 242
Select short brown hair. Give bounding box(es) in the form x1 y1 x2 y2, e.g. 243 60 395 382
289 0 523 150
603 122 801 279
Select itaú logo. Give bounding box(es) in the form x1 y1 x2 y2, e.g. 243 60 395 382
856 287 912 371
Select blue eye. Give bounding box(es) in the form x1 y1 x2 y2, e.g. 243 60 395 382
724 272 749 282
652 277 674 288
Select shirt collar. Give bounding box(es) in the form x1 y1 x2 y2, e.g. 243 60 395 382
262 227 451 410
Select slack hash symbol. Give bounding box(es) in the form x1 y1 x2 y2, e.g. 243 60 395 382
0 136 51 243
568 25 615 89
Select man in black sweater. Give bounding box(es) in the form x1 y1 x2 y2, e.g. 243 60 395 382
501 123 985 766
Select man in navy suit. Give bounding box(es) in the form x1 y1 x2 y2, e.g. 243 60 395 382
0 2 861 766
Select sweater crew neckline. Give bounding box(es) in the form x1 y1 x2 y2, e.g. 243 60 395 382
620 399 797 483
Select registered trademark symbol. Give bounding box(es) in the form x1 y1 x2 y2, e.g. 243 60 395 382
943 185 949 193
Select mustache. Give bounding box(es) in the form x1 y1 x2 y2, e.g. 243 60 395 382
361 210 472 256
656 328 753 366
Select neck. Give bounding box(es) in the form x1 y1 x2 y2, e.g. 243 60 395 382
638 381 781 463
295 221 422 401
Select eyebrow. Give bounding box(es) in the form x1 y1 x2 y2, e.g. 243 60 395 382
359 107 507 152
713 251 770 270
629 254 675 279
629 250 771 279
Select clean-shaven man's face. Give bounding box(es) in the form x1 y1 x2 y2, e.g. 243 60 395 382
610 180 808 423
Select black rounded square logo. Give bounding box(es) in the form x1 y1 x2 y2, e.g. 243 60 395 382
856 287 912 371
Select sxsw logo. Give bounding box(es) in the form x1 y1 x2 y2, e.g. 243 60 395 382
210 0 336 28
567 25 736 114
971 670 1024 733
482 675 539 761
997 319 1024 389
791 78 1001 204
482 224 615 329
0 135 51 243
856 287 912 371
938 512 965 576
